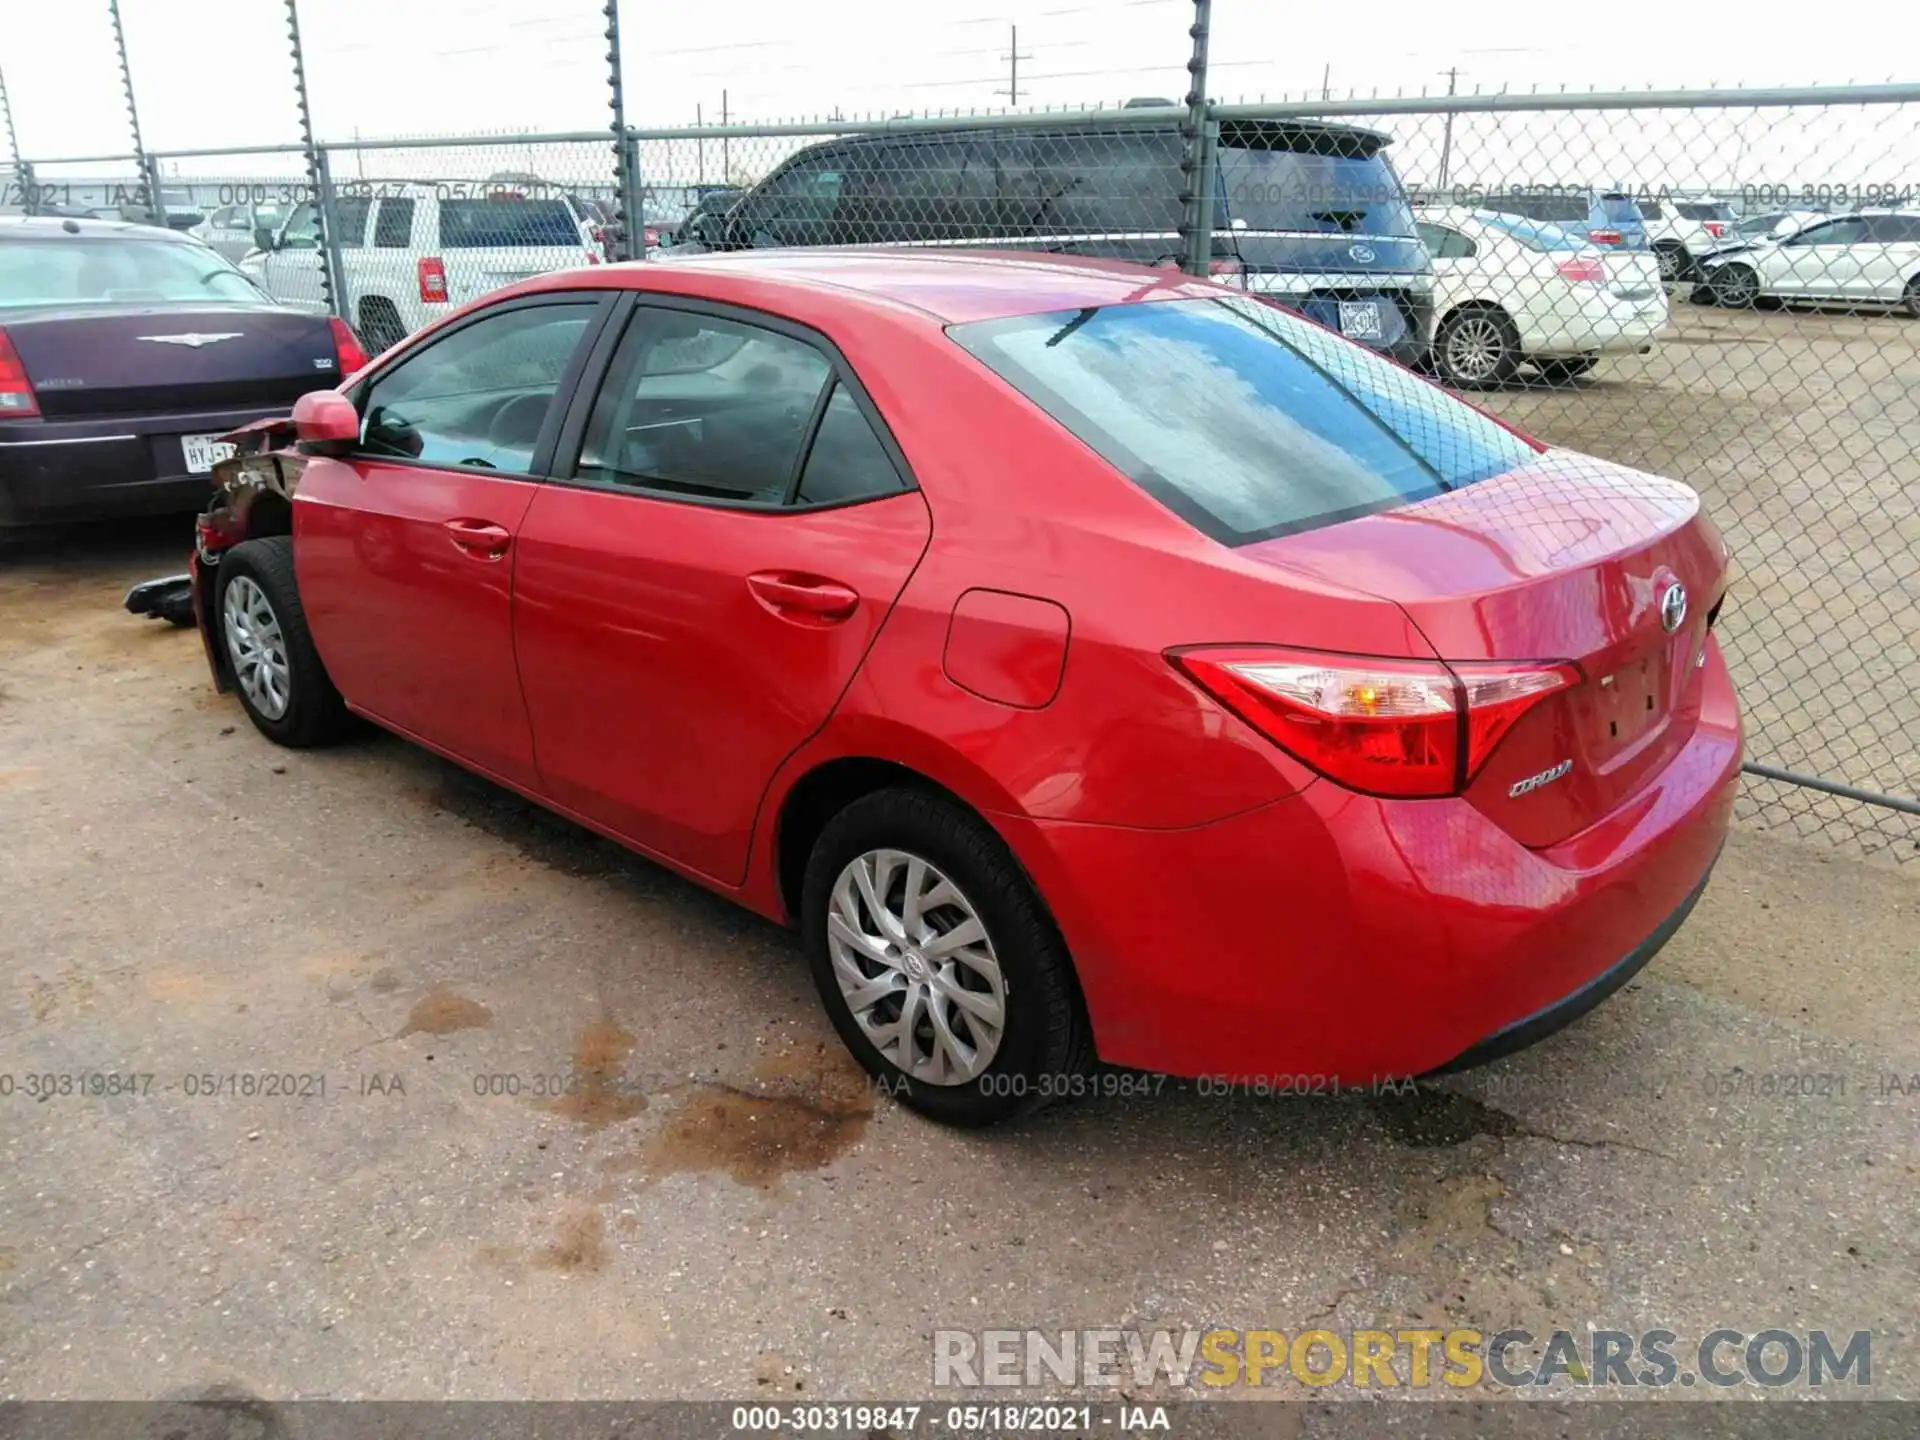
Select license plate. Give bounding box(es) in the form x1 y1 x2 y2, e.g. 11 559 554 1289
181 433 236 474
1338 300 1384 340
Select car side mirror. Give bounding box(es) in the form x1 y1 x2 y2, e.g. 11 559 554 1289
292 390 360 455
254 225 278 253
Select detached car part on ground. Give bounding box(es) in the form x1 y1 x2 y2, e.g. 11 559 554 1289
175 250 1741 1128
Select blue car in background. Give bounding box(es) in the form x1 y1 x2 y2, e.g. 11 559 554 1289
1473 189 1650 251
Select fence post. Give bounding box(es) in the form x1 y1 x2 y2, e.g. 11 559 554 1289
313 148 350 321
0 64 24 213
284 0 341 320
1179 0 1216 276
604 0 638 261
107 0 154 217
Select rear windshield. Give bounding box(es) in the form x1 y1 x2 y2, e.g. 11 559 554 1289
0 237 261 308
438 199 580 248
1599 195 1643 222
1475 213 1591 252
1221 149 1416 237
949 296 1533 545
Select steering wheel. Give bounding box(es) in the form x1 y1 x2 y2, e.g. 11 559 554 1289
486 393 551 453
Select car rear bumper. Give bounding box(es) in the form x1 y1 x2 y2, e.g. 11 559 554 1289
0 404 282 525
999 636 1742 1082
1525 296 1669 357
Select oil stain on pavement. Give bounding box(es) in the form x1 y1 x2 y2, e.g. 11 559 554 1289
398 985 492 1037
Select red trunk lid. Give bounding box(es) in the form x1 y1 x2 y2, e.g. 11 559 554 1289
1241 451 1731 847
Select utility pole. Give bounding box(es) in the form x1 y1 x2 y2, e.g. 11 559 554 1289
696 103 704 188
1436 66 1461 194
1321 63 1330 101
995 25 1032 108
721 89 729 187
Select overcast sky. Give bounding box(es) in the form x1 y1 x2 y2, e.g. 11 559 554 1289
6 0 1918 158
4 0 1917 197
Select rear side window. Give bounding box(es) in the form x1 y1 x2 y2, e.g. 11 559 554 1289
373 199 415 247
1638 199 1665 219
439 199 580 248
949 296 1533 545
795 386 904 504
1677 202 1734 221
1416 222 1475 259
1599 195 1643 223
1475 213 1590 252
1220 139 1415 238
993 130 1188 237
333 197 371 249
575 308 833 503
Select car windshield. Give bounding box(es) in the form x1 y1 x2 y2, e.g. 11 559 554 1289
1475 213 1591 252
948 295 1533 545
1220 147 1416 237
437 199 581 248
0 237 262 308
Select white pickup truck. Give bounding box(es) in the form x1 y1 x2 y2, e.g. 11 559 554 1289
240 184 604 354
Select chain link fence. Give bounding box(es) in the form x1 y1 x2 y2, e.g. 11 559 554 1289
10 85 1918 860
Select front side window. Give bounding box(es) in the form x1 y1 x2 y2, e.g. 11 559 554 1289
279 202 319 251
742 154 846 248
575 309 833 502
1794 217 1868 247
949 296 1534 545
0 238 262 309
354 302 596 473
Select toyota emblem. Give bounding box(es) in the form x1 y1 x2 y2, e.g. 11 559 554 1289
1660 581 1689 634
1348 243 1376 264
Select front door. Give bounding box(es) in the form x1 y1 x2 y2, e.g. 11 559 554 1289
292 294 609 787
513 302 932 883
1773 216 1871 299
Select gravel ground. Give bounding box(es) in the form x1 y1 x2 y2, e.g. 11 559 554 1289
1 304 1916 1409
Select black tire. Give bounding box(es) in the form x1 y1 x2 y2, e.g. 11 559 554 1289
1904 276 1920 320
357 298 407 356
1708 264 1760 309
800 787 1093 1127
215 536 351 748
1533 356 1597 384
1653 243 1689 283
1432 306 1521 389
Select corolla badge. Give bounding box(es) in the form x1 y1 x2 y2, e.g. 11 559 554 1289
137 332 244 348
1509 759 1572 799
1660 581 1689 634
1347 243 1376 264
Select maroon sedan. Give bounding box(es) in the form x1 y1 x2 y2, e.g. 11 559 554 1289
183 250 1740 1125
0 216 365 526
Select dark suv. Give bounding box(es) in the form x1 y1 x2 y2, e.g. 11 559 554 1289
681 118 1432 363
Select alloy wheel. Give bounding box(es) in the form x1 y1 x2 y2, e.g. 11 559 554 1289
1712 266 1759 308
1444 315 1508 384
222 574 292 721
826 848 1007 1086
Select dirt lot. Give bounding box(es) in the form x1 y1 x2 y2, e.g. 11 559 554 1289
1 304 1917 1410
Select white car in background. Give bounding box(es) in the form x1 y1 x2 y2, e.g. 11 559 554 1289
1414 205 1668 387
1694 209 1920 314
241 184 602 352
1637 196 1735 281
190 200 290 263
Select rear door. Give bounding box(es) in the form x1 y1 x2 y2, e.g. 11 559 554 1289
512 299 932 883
293 293 611 786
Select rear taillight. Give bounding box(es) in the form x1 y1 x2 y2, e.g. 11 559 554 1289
1170 646 1579 799
1704 220 1726 238
1587 227 1624 246
0 326 40 417
328 315 369 373
418 257 449 304
1555 255 1608 285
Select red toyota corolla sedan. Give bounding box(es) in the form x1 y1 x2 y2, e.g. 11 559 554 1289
184 250 1741 1126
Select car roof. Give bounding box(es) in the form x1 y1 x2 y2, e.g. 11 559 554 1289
0 215 186 240
633 248 1222 325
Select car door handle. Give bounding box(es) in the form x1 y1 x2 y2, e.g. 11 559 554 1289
443 518 512 558
746 571 860 622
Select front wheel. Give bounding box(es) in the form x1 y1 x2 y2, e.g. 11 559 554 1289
801 788 1092 1127
1708 264 1761 309
1433 307 1521 389
217 536 351 748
